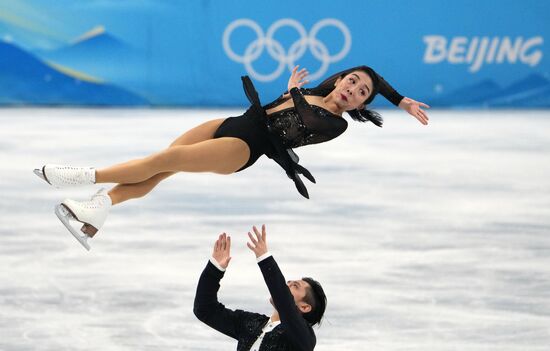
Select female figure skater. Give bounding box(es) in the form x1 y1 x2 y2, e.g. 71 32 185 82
35 65 429 250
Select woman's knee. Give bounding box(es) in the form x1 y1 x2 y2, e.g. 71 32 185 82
150 171 176 184
129 171 175 197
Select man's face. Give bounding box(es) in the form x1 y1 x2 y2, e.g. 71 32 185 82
270 279 312 314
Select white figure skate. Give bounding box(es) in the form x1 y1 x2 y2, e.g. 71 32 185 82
55 189 112 251
34 164 96 188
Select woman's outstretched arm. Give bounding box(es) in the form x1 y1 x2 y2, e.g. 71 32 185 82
377 73 430 125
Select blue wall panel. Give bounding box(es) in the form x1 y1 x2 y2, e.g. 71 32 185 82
0 0 548 107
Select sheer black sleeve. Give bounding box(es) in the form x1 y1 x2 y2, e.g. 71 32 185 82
289 87 318 127
374 72 404 106
258 256 316 351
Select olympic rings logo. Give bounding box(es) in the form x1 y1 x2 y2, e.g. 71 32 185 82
223 18 352 82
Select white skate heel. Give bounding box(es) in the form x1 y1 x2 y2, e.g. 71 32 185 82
55 189 112 251
34 164 96 188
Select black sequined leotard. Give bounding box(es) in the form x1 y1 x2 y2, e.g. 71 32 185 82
213 87 346 183
213 66 403 197
264 88 348 149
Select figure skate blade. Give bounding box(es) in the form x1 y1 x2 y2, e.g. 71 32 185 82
55 204 91 251
33 168 48 183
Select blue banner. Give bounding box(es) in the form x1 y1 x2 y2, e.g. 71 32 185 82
0 0 549 107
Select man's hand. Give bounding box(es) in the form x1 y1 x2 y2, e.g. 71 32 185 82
398 97 430 125
247 224 268 258
212 233 232 269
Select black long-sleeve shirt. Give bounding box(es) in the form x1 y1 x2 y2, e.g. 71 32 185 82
265 88 348 148
239 66 403 198
263 66 404 149
193 256 316 351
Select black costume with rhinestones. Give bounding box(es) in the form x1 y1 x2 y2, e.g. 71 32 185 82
264 89 348 149
194 256 317 351
213 66 404 198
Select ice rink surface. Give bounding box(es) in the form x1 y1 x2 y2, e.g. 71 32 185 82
1 108 549 350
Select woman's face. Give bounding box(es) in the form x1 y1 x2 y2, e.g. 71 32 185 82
333 70 374 110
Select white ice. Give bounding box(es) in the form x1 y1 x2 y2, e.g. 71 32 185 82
0 108 549 350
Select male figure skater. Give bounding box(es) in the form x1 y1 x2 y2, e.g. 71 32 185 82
193 225 327 351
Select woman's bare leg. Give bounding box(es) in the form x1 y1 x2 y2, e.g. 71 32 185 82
97 138 249 184
105 118 238 205
97 118 226 183
108 171 175 205
167 118 226 147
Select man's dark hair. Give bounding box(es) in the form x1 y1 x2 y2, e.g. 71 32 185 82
301 277 327 326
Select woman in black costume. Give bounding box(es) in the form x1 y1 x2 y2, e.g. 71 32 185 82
35 65 429 249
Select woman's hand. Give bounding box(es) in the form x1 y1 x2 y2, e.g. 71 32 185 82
247 224 268 258
398 97 430 125
287 65 309 91
212 233 232 269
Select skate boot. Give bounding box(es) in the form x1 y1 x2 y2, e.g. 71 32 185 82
55 189 112 251
34 164 96 188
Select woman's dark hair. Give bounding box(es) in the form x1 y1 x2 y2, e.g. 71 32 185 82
309 65 384 127
301 277 327 326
